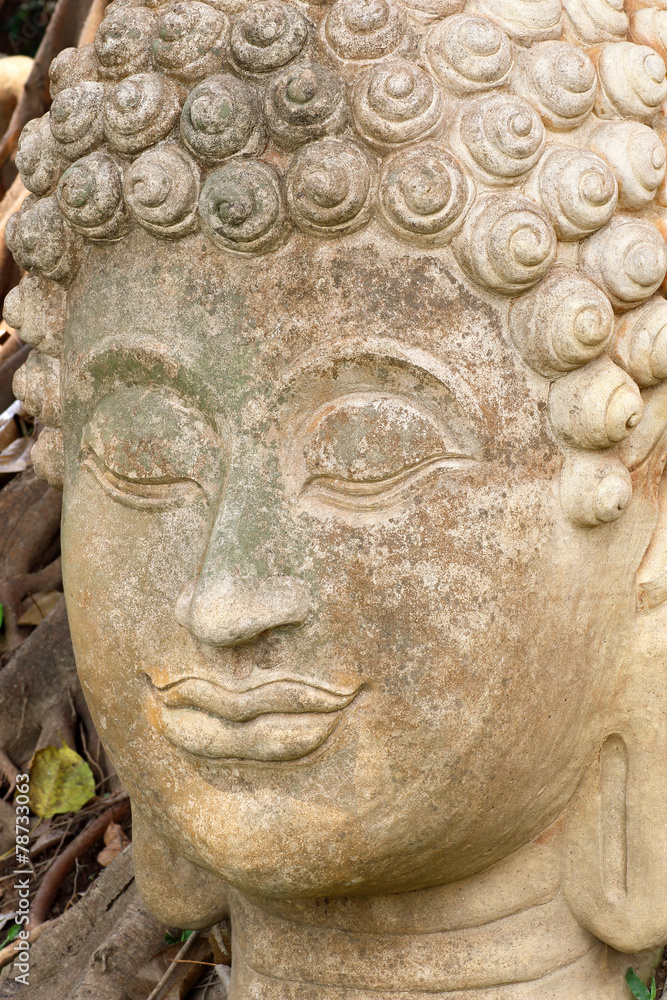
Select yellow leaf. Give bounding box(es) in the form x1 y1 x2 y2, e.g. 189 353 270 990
29 745 96 819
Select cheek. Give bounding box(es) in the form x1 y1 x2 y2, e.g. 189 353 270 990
304 466 614 721
61 468 210 693
63 452 622 765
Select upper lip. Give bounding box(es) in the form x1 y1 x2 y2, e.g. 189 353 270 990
148 676 360 723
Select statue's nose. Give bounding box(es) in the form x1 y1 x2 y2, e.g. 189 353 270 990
174 573 311 646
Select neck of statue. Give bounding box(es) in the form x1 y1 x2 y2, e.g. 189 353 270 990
225 823 635 999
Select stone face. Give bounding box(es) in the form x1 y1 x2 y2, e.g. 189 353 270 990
5 0 667 996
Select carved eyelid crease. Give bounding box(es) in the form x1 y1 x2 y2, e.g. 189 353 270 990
302 455 478 510
67 339 223 427
82 449 206 511
304 453 478 493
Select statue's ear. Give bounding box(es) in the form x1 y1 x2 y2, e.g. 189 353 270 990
562 393 667 950
132 805 230 930
561 600 667 951
617 380 667 611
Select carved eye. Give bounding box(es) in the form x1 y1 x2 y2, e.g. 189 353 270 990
80 388 222 511
296 393 478 509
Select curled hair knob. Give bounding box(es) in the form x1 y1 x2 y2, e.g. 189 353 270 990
466 0 562 44
230 1 309 76
125 144 201 238
527 145 617 242
352 59 446 153
630 8 667 64
562 0 628 46
560 450 633 527
510 268 614 378
423 14 513 97
16 115 68 197
452 192 556 295
591 121 666 210
94 5 156 80
594 42 667 123
199 158 292 254
31 428 64 491
580 216 667 313
181 75 265 163
286 138 376 236
104 73 185 156
511 42 596 131
49 44 99 98
321 0 415 66
611 296 667 387
152 1 231 83
378 141 474 244
548 355 644 450
2 275 66 358
50 82 105 162
56 152 130 242
450 92 545 187
12 353 62 428
264 63 348 148
4 196 83 286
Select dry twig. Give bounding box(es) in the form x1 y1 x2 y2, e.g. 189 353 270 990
29 797 130 930
145 932 200 1000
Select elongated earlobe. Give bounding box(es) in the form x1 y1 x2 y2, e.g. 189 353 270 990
132 806 230 930
562 604 667 951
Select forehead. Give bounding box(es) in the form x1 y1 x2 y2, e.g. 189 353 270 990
63 226 556 464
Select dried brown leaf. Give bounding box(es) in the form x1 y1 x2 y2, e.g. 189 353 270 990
96 819 130 866
0 436 32 474
17 590 63 626
0 399 22 453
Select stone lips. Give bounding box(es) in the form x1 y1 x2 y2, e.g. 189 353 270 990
6 0 667 526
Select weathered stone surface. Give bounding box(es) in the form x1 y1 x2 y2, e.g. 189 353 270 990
5 0 667 996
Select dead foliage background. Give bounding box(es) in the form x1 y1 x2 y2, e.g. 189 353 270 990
0 1 229 995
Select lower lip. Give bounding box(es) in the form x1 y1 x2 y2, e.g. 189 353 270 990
151 702 347 761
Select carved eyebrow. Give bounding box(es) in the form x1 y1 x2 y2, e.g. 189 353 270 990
66 336 218 418
275 336 485 426
68 335 484 435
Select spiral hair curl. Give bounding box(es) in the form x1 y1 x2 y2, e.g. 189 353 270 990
5 0 667 526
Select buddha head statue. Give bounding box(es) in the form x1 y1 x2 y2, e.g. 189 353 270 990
5 0 667 994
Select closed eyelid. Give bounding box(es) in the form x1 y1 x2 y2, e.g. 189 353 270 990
79 385 226 510
301 455 479 511
288 382 483 515
295 390 480 479
303 451 477 490
82 449 206 511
